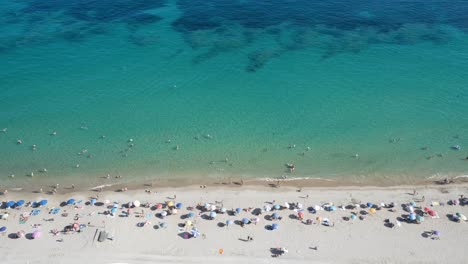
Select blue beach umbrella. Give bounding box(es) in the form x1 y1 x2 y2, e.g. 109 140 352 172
221 208 227 213
39 200 48 206
235 208 242 214
187 212 195 218
176 203 183 209
209 211 217 218
410 201 417 207
366 202 373 208
160 222 168 228
350 214 357 220
0 226 6 232
272 212 279 219
409 213 416 221
242 218 250 224
271 223 279 230
67 198 75 205
6 201 15 208
90 198 97 205
111 207 117 214
274 204 280 210
226 220 234 226
329 206 337 211
15 200 25 207
191 228 200 238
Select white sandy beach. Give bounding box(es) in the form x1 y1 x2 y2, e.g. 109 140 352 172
1 185 467 264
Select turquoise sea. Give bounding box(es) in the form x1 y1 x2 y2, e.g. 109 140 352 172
1 0 468 189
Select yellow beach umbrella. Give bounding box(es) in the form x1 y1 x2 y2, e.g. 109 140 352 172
167 201 174 207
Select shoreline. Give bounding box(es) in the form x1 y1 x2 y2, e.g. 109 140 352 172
2 172 468 196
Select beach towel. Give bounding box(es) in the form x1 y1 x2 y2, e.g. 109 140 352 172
31 209 41 216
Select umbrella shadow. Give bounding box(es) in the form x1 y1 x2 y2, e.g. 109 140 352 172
217 222 225 228
8 233 18 239
264 215 272 221
94 202 104 207
178 232 191 239
288 214 297 220
265 224 273 230
200 214 210 220
421 231 432 238
153 225 159 230
25 233 34 240
251 208 262 216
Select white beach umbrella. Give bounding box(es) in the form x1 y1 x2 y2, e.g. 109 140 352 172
133 200 141 207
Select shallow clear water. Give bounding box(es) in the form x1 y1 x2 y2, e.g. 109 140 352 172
1 0 468 188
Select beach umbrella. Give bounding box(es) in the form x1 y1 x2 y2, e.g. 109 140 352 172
32 230 42 239
242 218 250 224
67 198 75 205
6 201 15 208
112 202 119 208
15 200 25 207
409 213 416 221
272 212 279 219
226 220 234 226
185 220 192 227
424 207 430 212
408 206 414 213
284 202 290 209
456 212 467 221
369 208 376 214
235 208 242 214
156 203 163 209
160 222 168 228
0 226 6 232
133 200 141 207
220 208 227 213
329 206 337 212
191 228 200 238
298 211 305 218
209 211 217 218
171 208 178 215
90 198 97 205
176 203 183 209
161 211 167 217
111 207 117 214
271 223 279 230
0 213 9 220
410 201 417 207
187 212 195 218
428 210 437 217
274 204 280 210
350 214 357 220
314 205 321 211
39 200 47 206
210 205 216 211
433 230 440 236
166 201 174 207
264 206 271 212
252 217 260 223
297 203 303 209
366 202 373 208
416 215 424 222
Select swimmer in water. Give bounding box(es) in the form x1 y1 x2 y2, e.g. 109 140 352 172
17 139 23 144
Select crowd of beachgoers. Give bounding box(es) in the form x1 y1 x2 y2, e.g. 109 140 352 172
1 187 467 259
